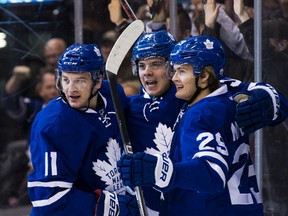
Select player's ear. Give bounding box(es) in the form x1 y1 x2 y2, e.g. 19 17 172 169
199 68 210 82
95 73 103 90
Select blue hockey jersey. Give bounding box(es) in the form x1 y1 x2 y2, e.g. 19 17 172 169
160 85 263 216
28 81 129 216
127 85 185 213
127 79 287 215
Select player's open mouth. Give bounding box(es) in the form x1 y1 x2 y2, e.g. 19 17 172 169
146 80 157 87
69 95 80 102
175 85 183 90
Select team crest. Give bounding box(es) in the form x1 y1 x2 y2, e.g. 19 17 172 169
145 123 174 156
92 138 125 194
204 39 214 50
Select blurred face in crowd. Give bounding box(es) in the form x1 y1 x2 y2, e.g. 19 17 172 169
44 38 67 67
279 0 288 17
38 72 59 104
138 57 171 97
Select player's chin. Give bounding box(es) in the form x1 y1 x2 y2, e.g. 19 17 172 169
175 89 185 100
175 92 184 100
145 86 159 96
68 101 83 109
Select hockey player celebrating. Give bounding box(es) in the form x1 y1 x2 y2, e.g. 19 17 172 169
27 43 139 216
126 30 185 215
126 30 287 215
119 35 288 215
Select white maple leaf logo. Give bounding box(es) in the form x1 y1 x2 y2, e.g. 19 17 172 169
145 123 174 156
92 138 125 194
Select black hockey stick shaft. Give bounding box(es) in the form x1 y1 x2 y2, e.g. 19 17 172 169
106 72 148 216
107 74 133 154
106 20 148 216
107 71 148 216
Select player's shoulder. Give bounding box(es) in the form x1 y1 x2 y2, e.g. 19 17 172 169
34 97 85 130
186 88 235 128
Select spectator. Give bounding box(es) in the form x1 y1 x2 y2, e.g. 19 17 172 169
107 0 141 96
0 65 58 207
43 38 67 68
234 1 288 213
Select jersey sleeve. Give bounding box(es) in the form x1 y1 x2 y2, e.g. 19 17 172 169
28 109 97 215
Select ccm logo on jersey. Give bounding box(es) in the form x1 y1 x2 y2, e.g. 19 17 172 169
103 191 119 216
155 153 174 188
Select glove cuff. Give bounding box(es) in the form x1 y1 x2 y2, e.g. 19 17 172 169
250 85 280 121
154 153 174 188
97 191 120 216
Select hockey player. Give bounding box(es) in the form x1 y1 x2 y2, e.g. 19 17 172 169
126 30 184 215
27 43 139 216
126 30 288 215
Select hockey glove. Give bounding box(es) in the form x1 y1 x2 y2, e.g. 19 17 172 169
234 89 274 134
117 152 174 190
96 190 140 216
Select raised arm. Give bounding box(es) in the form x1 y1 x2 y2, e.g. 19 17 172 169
202 0 253 61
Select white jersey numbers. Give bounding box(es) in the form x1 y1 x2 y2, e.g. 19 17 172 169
197 132 229 156
227 144 262 205
45 151 58 176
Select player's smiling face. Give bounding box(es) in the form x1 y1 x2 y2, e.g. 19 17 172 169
61 72 98 109
172 64 197 101
138 57 171 97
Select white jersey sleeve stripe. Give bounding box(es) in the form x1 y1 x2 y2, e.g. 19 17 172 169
28 181 73 188
248 85 280 120
248 165 256 177
31 188 71 207
193 151 228 170
207 161 226 188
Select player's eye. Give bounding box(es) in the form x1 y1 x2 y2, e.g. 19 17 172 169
61 77 69 84
138 63 146 70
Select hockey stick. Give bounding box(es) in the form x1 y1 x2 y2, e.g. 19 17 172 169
120 0 137 21
105 19 148 216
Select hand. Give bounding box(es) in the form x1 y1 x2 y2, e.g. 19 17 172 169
148 0 166 20
12 65 31 79
118 193 140 216
234 89 274 134
203 0 221 29
233 0 250 23
96 191 140 216
117 152 174 189
5 65 31 94
108 0 126 26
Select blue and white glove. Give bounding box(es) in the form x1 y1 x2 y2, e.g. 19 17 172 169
96 190 140 216
117 152 174 190
234 88 275 134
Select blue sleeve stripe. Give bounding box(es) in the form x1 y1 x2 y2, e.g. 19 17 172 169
28 181 73 188
193 151 228 170
31 188 71 207
207 161 226 188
